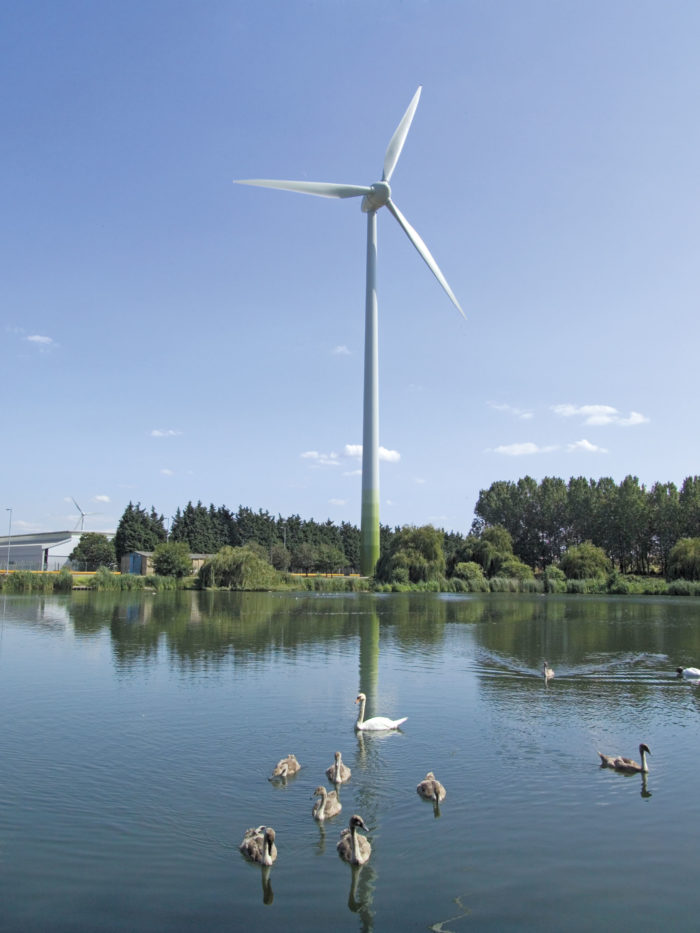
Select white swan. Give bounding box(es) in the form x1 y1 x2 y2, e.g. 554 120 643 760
337 814 371 865
676 666 700 679
598 743 650 773
311 785 342 821
269 754 301 780
326 750 351 784
543 661 554 683
355 692 407 731
240 825 277 865
416 771 446 802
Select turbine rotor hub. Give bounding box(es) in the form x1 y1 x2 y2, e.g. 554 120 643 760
361 181 391 213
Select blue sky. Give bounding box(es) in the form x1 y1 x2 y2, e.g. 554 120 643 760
3 0 699 537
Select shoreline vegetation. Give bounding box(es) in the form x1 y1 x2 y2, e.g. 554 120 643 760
3 566 700 597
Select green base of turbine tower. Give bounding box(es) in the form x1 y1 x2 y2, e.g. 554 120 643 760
360 494 380 577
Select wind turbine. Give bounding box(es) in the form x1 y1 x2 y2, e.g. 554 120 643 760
70 497 98 532
236 87 464 576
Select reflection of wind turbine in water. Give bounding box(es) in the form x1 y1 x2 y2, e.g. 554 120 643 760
346 607 383 930
235 87 464 576
356 610 380 767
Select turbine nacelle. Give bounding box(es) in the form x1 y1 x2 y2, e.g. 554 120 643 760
361 181 391 213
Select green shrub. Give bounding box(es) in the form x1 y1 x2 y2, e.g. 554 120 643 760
55 568 74 592
452 561 489 592
497 557 534 581
668 538 700 581
198 545 279 590
667 579 700 596
544 565 566 594
561 542 611 579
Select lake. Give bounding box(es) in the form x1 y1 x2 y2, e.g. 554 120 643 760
2 590 700 932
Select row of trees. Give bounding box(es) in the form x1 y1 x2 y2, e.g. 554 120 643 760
109 501 381 575
70 475 700 583
473 475 700 574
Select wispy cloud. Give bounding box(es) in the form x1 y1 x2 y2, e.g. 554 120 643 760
566 439 607 453
161 468 174 476
94 494 111 503
329 498 347 506
492 442 559 456
26 334 56 353
332 345 350 356
343 443 401 462
489 402 534 420
552 404 649 427
303 443 401 473
151 429 182 438
301 450 341 467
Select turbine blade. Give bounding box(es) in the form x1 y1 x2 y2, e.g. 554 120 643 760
386 199 465 319
382 86 422 183
234 179 371 199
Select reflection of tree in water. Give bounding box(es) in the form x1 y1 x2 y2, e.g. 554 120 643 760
473 594 699 688
57 589 700 688
75 591 373 673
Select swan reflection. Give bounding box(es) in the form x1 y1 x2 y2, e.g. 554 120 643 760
261 866 273 905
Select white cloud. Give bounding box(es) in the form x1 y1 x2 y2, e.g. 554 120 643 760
161 468 174 476
414 477 426 484
25 334 57 353
619 411 649 427
489 402 534 420
329 498 347 506
567 439 608 453
94 494 111 503
151 428 182 437
343 444 400 462
300 450 340 467
332 345 350 355
342 469 362 476
492 442 559 456
552 404 648 427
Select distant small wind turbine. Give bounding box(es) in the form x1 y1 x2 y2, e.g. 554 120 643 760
70 497 98 532
235 87 464 575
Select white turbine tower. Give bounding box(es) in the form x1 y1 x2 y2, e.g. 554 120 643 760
236 87 464 576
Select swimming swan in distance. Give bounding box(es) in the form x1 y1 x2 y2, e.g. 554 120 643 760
240 826 277 865
676 667 700 679
337 814 371 865
543 661 554 683
269 754 301 780
326 750 352 784
311 785 342 821
598 743 651 773
355 693 407 731
416 771 446 802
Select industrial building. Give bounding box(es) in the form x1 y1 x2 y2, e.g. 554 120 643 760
0 531 107 571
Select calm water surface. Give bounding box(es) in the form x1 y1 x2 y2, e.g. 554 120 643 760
2 591 700 932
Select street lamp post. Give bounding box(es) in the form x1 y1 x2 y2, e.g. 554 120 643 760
5 508 12 573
